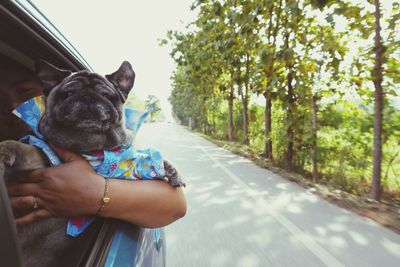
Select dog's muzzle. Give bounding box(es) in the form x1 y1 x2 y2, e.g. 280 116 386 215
56 95 119 132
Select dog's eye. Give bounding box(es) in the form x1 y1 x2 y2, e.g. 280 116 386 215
66 91 74 97
101 92 111 98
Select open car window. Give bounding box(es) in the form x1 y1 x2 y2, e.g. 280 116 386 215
0 1 166 266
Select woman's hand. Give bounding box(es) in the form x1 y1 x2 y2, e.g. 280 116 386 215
6 145 187 228
6 146 104 225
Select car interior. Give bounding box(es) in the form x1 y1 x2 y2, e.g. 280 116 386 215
0 2 110 266
0 1 164 267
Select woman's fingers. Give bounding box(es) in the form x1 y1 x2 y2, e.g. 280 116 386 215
15 209 51 225
10 196 38 211
6 148 102 218
7 182 40 196
50 144 84 162
10 195 45 212
5 168 44 183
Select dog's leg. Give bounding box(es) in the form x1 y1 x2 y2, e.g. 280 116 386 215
163 160 185 188
0 140 48 176
0 141 68 266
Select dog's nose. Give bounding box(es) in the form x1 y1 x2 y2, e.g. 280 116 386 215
83 95 94 104
91 104 111 121
98 111 110 121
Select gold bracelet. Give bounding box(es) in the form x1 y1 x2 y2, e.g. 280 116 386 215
97 178 111 215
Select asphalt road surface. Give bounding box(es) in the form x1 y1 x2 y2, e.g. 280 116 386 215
136 122 400 267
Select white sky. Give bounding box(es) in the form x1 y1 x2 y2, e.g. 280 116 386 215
33 0 399 113
32 0 198 119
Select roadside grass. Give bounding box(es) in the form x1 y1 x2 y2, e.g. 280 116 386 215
192 129 400 234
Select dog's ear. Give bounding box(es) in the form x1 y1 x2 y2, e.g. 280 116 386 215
36 60 72 96
105 61 135 102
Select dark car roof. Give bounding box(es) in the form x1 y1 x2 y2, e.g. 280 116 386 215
0 0 92 71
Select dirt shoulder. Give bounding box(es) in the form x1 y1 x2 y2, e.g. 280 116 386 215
194 131 400 234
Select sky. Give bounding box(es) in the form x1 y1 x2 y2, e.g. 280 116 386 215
32 0 399 113
32 0 198 119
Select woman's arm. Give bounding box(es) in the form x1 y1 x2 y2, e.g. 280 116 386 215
6 146 186 227
100 179 186 228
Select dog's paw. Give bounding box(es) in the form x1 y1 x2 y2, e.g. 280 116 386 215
0 142 17 168
164 160 186 188
170 177 186 188
0 140 47 174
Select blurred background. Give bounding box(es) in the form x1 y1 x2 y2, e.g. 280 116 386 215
31 0 400 266
33 0 198 122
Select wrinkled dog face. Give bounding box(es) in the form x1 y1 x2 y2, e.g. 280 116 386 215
36 61 135 152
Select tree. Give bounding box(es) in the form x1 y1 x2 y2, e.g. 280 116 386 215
220 0 261 145
371 0 384 200
259 0 283 159
165 0 400 199
332 0 399 200
145 95 161 122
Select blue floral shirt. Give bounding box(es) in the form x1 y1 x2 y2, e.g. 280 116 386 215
13 96 165 236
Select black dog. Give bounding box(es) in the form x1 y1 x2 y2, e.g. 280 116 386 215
0 60 184 266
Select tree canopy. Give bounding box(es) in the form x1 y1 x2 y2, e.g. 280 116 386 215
163 0 400 201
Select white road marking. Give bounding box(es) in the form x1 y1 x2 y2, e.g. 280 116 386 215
199 145 345 267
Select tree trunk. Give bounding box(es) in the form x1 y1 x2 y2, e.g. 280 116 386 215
242 94 250 145
371 0 384 201
263 93 273 159
202 104 207 134
312 94 318 182
212 93 216 134
242 54 250 145
237 80 249 145
285 71 295 172
228 85 235 141
262 0 282 160
283 12 295 172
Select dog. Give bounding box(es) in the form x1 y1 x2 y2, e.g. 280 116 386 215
0 60 184 266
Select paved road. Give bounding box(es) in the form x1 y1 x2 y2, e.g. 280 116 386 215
136 122 400 267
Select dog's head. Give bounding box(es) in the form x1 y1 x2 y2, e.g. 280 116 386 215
36 61 135 152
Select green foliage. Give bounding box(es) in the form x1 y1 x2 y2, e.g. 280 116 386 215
145 95 162 122
164 0 400 199
125 93 146 110
270 101 288 163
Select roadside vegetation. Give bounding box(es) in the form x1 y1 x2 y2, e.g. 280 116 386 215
162 0 400 201
126 94 164 122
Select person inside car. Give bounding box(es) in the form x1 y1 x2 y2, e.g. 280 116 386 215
0 54 186 228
